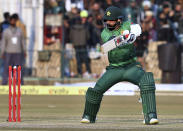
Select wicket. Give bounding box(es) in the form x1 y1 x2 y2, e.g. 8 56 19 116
8 66 21 122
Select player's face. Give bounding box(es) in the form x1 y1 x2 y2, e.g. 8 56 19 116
106 20 117 26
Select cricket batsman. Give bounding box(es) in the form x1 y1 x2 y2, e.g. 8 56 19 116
81 6 158 125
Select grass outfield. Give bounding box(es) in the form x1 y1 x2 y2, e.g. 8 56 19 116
0 95 183 131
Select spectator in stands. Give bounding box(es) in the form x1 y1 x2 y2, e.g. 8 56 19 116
69 10 91 78
89 2 104 18
171 2 182 23
124 0 140 23
139 0 152 23
63 15 70 44
151 0 159 20
101 0 113 10
87 3 104 47
66 4 79 21
63 15 72 77
91 13 103 46
0 12 10 40
158 2 172 24
13 13 27 39
85 14 98 48
169 2 182 42
156 2 177 42
13 13 27 68
157 15 175 42
135 21 149 69
0 12 10 77
144 11 157 42
1 14 26 85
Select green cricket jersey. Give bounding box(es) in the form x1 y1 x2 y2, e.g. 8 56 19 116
101 21 137 67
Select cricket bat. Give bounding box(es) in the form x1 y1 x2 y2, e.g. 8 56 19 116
101 24 142 53
101 35 128 53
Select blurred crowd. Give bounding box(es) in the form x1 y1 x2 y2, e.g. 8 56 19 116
54 0 183 45
48 0 183 77
1 0 183 80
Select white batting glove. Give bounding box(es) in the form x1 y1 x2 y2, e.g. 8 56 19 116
126 33 136 43
122 30 136 43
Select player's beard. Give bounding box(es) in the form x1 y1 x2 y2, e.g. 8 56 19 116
105 21 121 31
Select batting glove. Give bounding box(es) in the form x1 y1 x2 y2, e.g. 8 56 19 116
125 33 136 43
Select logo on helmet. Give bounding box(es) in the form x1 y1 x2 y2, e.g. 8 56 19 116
107 11 111 16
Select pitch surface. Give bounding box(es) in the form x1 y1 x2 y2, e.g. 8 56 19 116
0 95 183 131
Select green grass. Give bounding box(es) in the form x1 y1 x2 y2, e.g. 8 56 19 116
0 95 183 131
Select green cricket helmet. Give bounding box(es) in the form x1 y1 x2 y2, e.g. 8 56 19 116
103 6 123 21
103 6 123 30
